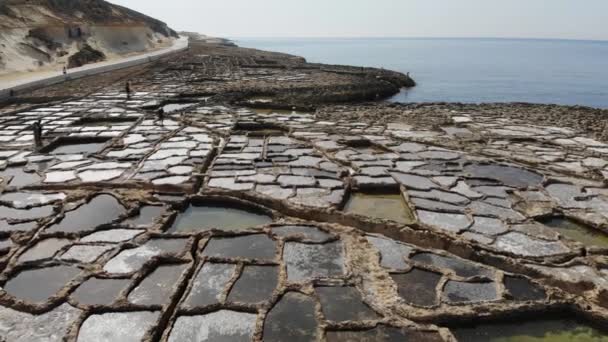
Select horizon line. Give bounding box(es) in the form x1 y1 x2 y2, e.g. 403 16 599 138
225 35 608 43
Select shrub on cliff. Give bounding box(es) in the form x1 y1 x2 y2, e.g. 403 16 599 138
67 44 105 68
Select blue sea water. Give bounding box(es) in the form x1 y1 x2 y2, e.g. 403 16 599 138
235 38 608 108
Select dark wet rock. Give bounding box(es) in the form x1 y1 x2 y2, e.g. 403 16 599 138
326 325 444 342
0 303 82 342
271 225 332 243
169 310 257 342
71 278 130 306
77 311 159 341
283 241 344 281
4 265 81 303
47 194 126 233
227 265 278 304
391 268 441 307
263 292 318 342
168 204 272 232
129 263 189 305
182 263 235 308
202 234 277 261
504 275 546 301
442 281 498 304
411 253 494 279
68 44 106 68
366 235 412 271
316 286 379 321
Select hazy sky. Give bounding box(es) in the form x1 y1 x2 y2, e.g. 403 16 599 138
109 0 608 41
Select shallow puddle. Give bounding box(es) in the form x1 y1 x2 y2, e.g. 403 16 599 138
0 167 40 187
327 325 442 341
411 253 493 279
47 194 126 233
344 193 414 224
4 265 81 302
182 263 235 308
50 142 106 155
128 264 189 305
202 234 277 261
227 265 278 304
503 275 546 301
163 103 196 113
442 280 498 304
168 204 272 233
539 217 608 248
263 292 318 341
71 278 130 306
123 206 165 227
464 163 543 188
391 268 441 307
315 286 378 322
452 319 608 342
283 241 344 281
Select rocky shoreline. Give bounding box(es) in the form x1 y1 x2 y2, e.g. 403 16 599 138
0 36 608 341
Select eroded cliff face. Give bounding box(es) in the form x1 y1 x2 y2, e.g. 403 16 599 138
0 0 178 75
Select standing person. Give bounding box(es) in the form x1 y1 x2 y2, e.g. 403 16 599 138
156 107 165 121
125 81 132 99
33 120 43 147
63 66 67 75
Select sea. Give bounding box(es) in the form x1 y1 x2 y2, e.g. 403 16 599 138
235 38 608 108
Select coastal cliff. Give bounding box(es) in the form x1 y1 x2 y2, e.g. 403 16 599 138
0 0 177 75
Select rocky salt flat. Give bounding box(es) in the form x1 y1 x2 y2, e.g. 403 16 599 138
1 38 608 341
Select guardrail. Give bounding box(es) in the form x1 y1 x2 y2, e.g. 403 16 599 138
0 36 189 100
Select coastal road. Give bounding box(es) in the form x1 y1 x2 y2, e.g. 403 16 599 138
0 36 189 98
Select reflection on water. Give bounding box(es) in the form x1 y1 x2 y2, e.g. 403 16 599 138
452 319 608 342
344 193 414 224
